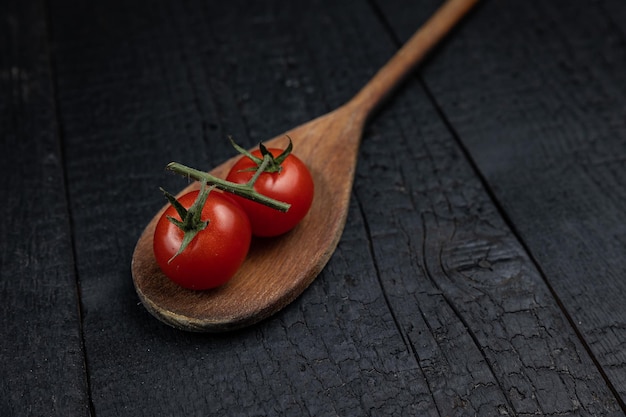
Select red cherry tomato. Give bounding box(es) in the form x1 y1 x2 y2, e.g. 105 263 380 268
153 190 251 290
226 148 314 237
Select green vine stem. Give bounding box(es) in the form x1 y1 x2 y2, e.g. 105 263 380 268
166 161 291 213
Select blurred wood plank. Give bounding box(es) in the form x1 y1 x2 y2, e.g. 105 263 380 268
0 0 89 415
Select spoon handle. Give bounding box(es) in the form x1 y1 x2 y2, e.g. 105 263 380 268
349 0 480 118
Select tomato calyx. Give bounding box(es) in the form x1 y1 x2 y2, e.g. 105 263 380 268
229 136 293 174
225 143 314 237
160 181 213 262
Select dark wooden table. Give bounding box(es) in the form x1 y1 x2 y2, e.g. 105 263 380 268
2 0 625 415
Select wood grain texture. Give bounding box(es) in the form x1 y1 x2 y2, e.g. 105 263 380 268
19 0 624 415
356 78 623 415
377 0 626 406
0 0 89 415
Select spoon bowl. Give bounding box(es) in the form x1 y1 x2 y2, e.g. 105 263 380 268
132 105 366 331
131 0 480 332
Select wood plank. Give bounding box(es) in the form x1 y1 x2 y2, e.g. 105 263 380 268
48 0 441 415
0 0 90 415
357 77 623 416
377 0 626 407
47 0 625 416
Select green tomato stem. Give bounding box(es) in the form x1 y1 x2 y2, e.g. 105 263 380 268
166 162 291 213
246 153 272 187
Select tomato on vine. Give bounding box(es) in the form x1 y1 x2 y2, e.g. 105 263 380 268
226 138 314 237
153 183 251 290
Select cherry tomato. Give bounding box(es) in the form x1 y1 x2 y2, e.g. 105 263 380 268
153 190 251 290
226 148 314 237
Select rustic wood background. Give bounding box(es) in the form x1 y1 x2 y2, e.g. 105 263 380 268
2 0 625 415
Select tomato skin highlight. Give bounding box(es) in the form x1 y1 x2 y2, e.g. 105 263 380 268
153 190 251 290
226 149 314 237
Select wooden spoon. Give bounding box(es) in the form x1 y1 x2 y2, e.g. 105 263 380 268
132 0 480 332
